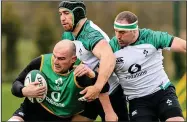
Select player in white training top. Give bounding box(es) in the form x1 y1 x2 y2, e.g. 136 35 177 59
110 11 186 122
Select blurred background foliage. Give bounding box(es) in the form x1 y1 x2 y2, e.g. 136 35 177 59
1 1 186 121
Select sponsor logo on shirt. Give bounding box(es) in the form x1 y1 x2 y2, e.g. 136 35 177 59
126 64 147 79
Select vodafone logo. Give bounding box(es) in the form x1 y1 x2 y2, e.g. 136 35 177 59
125 63 147 79
128 64 141 74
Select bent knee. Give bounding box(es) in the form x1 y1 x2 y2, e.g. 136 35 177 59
8 116 24 121
166 116 184 121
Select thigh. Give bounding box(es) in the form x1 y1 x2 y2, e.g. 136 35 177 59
129 97 156 121
109 85 129 121
12 98 43 121
79 99 101 120
157 86 184 121
13 98 72 121
131 115 159 122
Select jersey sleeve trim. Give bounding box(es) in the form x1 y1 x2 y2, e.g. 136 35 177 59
168 36 174 47
74 61 84 89
91 39 101 51
74 75 84 89
40 55 44 71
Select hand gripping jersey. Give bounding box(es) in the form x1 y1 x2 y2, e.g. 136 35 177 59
40 54 84 117
110 28 174 100
62 20 119 94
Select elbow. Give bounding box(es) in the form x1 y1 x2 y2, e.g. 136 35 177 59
11 84 24 98
11 86 17 97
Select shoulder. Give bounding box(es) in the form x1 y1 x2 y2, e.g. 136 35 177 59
109 36 120 52
61 31 74 40
81 20 109 41
139 28 167 38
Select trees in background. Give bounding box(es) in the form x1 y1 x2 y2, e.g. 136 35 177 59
2 3 22 79
1 1 186 82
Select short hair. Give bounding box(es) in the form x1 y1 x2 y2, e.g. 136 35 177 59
71 42 76 56
115 11 138 24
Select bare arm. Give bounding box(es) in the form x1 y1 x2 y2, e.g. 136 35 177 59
99 93 118 121
92 40 116 91
79 39 116 101
170 37 186 53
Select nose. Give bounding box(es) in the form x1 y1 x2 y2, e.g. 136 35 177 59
54 58 59 64
60 14 65 21
116 32 121 40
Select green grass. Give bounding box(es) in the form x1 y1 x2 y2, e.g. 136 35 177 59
2 38 38 121
2 83 24 121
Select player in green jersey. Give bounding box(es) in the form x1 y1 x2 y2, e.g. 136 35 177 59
109 11 186 122
8 40 109 121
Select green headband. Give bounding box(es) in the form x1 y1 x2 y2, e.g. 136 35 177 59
114 21 138 30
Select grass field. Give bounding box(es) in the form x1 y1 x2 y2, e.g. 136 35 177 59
2 83 24 121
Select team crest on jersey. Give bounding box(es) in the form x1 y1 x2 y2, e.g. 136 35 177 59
55 78 63 90
143 49 148 57
116 57 124 64
79 48 83 55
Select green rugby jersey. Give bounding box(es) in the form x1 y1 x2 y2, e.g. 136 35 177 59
110 28 174 100
40 54 84 117
62 20 120 94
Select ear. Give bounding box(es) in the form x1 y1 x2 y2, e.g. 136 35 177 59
72 55 77 63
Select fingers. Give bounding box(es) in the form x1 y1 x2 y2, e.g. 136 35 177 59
37 86 46 90
31 86 46 98
30 81 40 85
80 86 100 100
80 87 87 94
74 64 88 77
77 70 88 77
37 87 46 93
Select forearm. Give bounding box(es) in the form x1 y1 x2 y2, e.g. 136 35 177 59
171 37 186 53
99 92 115 114
94 53 116 90
11 56 41 97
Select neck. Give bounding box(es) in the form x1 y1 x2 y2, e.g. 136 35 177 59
72 18 87 37
130 30 139 44
60 64 74 74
